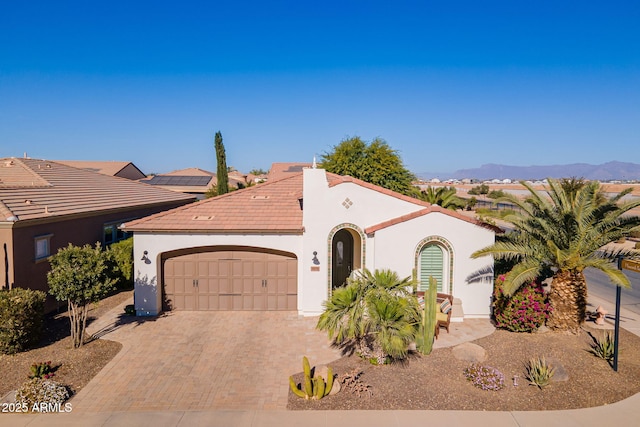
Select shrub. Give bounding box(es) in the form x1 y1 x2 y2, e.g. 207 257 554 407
635 242 640 250
0 288 46 354
106 238 134 289
16 378 69 409
590 331 615 361
463 364 505 391
525 356 555 389
493 277 552 332
29 361 54 380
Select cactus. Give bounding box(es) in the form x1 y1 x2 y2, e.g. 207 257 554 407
417 276 438 355
289 356 334 400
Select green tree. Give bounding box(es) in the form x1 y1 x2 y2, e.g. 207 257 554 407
320 136 416 196
468 183 490 196
316 269 420 363
47 243 116 348
419 186 465 210
472 179 640 332
249 168 267 175
214 131 229 195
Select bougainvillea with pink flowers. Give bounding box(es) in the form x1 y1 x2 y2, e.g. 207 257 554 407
493 275 552 332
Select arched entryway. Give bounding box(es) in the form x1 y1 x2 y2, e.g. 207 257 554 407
331 229 353 289
328 225 364 290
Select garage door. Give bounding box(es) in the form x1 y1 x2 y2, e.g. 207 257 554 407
163 250 297 311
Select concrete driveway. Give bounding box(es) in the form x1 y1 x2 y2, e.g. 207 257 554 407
71 303 341 413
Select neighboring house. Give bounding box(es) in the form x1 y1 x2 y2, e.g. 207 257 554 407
141 167 252 200
56 160 146 180
0 158 195 310
125 165 498 318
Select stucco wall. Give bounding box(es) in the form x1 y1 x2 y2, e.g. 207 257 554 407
372 212 495 317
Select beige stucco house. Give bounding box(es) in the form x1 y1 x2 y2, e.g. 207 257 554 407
125 166 497 318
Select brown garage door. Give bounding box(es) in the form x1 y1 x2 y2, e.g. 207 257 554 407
163 250 297 310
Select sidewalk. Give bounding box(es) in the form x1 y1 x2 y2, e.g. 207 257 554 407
2 294 639 427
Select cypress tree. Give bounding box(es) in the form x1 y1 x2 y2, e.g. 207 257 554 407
215 131 229 195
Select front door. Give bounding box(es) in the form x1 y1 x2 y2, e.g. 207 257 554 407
332 229 354 289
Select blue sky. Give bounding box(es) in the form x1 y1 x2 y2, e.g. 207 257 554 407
1 1 639 175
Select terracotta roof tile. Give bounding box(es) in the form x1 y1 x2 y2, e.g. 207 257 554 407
0 158 195 222
268 163 312 181
123 173 304 233
56 160 142 177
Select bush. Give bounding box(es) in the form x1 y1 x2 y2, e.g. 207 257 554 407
0 288 46 354
29 361 55 379
463 364 505 391
106 238 134 289
493 277 552 332
635 242 640 250
16 378 69 409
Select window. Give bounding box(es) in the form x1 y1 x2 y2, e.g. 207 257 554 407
103 221 131 246
34 234 53 261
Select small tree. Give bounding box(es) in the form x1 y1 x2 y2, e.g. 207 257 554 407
47 243 116 348
214 131 229 195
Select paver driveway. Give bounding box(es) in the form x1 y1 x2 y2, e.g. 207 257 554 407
71 305 341 412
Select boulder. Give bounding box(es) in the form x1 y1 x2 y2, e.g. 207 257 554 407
452 342 488 363
314 365 341 395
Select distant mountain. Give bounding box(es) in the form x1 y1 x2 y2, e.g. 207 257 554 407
417 161 640 181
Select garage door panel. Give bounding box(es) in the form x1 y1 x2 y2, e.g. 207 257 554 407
164 249 297 311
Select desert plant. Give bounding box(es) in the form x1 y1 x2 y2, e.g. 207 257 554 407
416 276 438 355
492 277 552 332
590 331 615 361
463 364 505 391
317 269 420 363
525 356 555 389
289 356 334 400
29 361 54 380
339 369 373 398
473 178 640 332
0 288 46 355
16 378 69 409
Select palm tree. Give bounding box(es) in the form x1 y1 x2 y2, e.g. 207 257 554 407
420 186 465 210
472 178 640 332
316 269 420 363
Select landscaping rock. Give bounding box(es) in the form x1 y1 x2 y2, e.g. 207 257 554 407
314 365 341 395
452 342 487 363
547 357 569 382
535 325 551 334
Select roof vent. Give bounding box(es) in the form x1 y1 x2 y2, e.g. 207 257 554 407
251 195 269 200
192 215 214 221
25 200 32 205
4 160 14 167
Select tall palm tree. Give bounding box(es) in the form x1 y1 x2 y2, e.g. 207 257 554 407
316 269 420 362
420 186 465 210
472 178 640 332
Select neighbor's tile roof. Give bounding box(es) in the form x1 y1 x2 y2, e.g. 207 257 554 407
0 158 195 222
123 173 305 233
268 163 313 181
56 160 141 177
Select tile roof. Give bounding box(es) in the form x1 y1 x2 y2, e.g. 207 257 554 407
163 167 215 177
268 163 313 181
56 160 143 177
124 168 497 234
123 173 305 233
0 158 195 223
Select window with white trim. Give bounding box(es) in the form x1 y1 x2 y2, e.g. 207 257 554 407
34 234 53 261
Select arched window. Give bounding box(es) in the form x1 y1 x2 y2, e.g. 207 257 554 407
419 244 444 292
